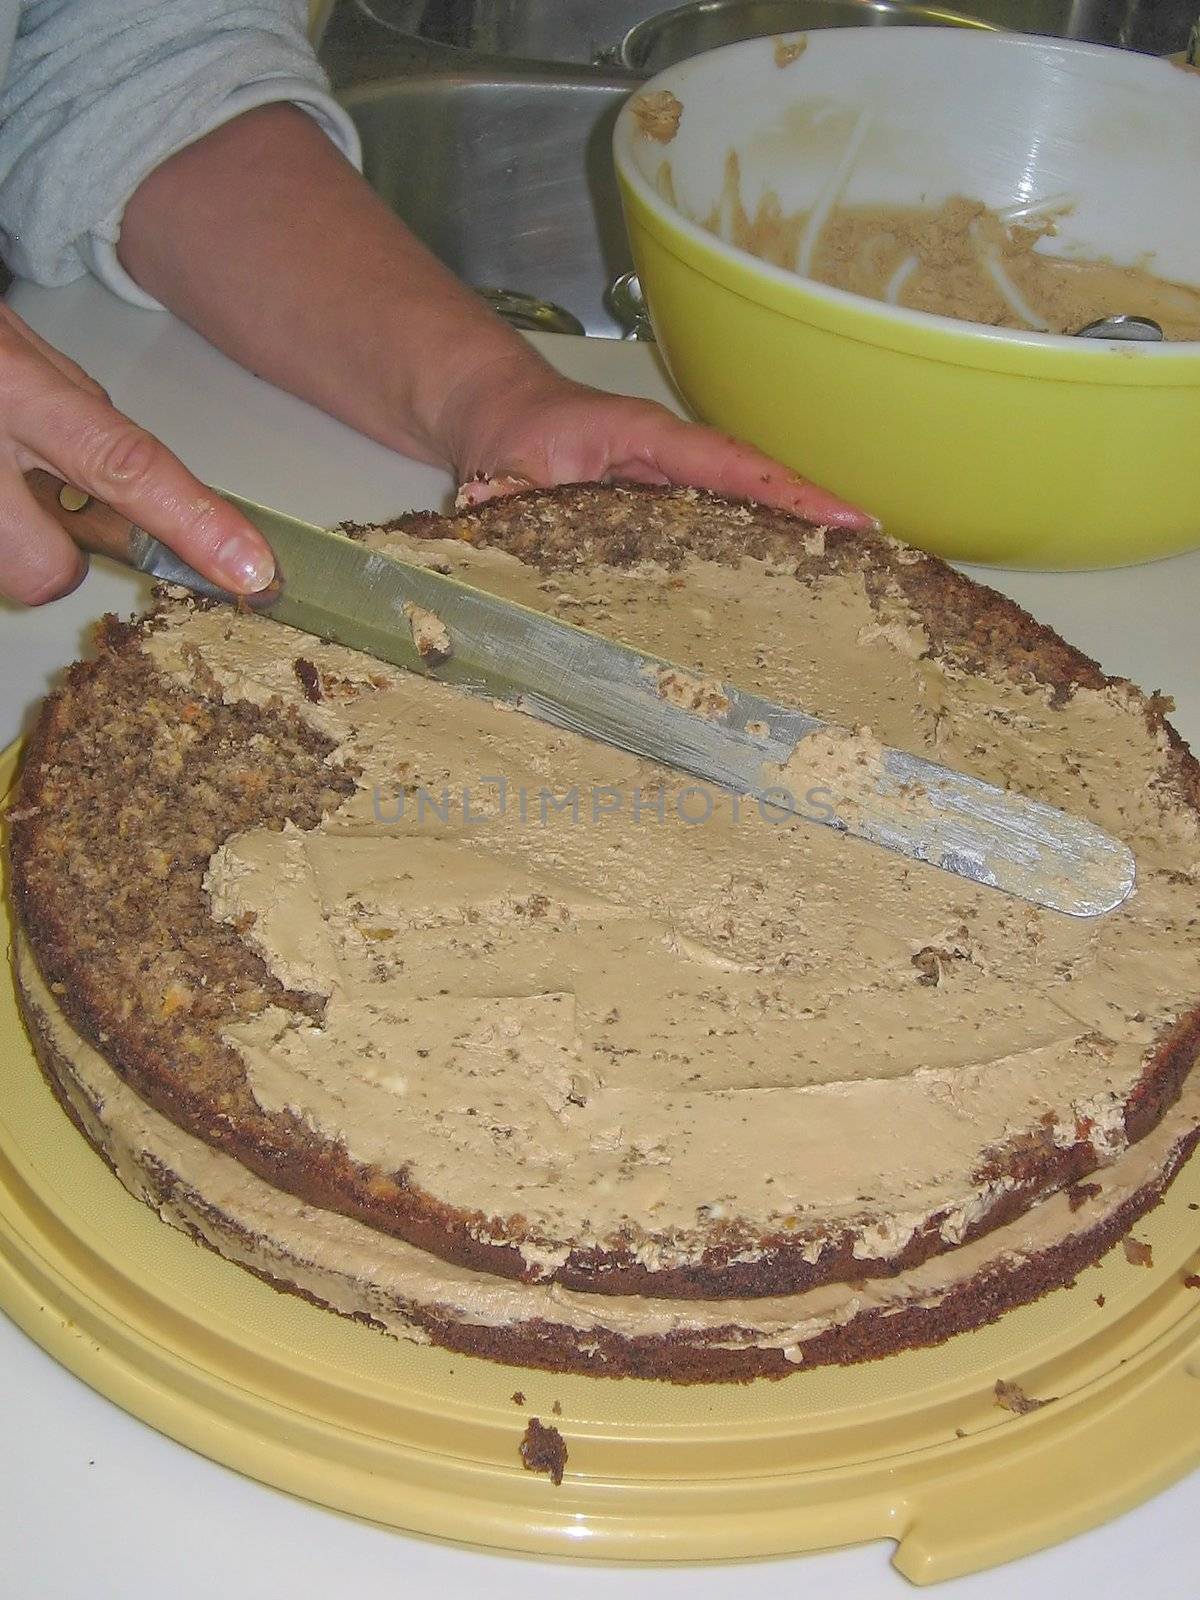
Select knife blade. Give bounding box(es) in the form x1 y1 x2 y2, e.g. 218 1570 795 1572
30 471 1135 917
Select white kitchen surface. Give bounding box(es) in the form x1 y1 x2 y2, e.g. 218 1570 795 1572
1 276 1196 1600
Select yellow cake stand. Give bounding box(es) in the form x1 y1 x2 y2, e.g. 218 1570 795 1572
1 741 1198 1584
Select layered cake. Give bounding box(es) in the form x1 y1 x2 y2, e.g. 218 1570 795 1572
9 485 1200 1380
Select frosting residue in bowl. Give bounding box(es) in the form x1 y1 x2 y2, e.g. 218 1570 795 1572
695 152 1200 339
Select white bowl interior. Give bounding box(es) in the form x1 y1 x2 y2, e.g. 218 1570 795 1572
621 33 1200 285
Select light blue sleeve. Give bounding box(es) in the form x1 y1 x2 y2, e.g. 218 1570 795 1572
0 0 361 305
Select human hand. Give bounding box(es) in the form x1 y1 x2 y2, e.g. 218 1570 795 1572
0 305 275 605
446 363 877 529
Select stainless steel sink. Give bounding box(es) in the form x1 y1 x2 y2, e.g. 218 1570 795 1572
340 67 636 338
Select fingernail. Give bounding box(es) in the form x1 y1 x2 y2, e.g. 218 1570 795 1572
219 534 275 593
827 507 881 533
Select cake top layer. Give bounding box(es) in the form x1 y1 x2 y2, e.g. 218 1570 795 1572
128 488 1200 1282
12 487 1199 1297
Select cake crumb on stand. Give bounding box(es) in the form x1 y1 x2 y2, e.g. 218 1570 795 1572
994 1379 1056 1415
520 1418 568 1486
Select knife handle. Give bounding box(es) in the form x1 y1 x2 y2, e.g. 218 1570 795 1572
25 469 143 566
22 469 264 603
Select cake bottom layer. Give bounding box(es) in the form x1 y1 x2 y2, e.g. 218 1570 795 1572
17 933 1200 1384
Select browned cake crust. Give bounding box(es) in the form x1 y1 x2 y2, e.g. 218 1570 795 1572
9 485 1200 1304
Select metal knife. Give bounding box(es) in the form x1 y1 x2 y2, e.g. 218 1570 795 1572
28 471 1135 918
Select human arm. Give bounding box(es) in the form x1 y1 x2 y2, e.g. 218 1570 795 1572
1 100 868 605
0 1 352 603
116 103 875 528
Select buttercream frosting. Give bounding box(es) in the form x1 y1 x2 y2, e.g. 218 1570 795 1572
137 528 1200 1279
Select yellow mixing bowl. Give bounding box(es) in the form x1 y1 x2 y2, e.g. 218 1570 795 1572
613 32 1200 568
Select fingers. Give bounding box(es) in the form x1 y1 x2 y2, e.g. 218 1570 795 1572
0 480 88 604
628 411 880 532
473 382 880 533
25 411 274 593
0 310 275 604
0 304 110 403
13 390 275 598
748 467 880 532
454 473 534 510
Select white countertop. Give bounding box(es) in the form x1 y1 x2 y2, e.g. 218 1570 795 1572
1 276 1196 1600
